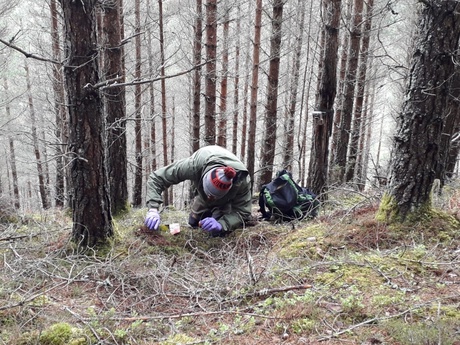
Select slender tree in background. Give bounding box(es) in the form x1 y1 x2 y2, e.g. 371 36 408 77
334 0 363 184
299 0 319 185
132 0 143 207
239 2 253 162
259 0 284 188
3 77 20 209
217 1 230 148
329 0 352 180
101 0 128 215
282 0 306 171
231 4 241 156
158 0 169 205
204 0 217 145
147 0 157 172
378 1 460 223
192 0 203 152
50 0 67 208
345 0 373 185
246 0 262 184
356 57 376 188
169 96 176 205
307 0 341 196
24 60 50 209
60 0 113 247
8 137 20 209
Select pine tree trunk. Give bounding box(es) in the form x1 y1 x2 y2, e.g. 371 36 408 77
246 0 262 183
204 0 217 145
8 138 20 209
231 4 242 156
282 0 306 171
329 0 352 183
307 0 341 196
381 1 460 222
356 56 376 189
24 61 50 210
132 0 143 207
4 77 20 209
345 0 373 184
147 0 157 173
102 0 128 215
437 51 460 186
50 0 67 208
158 0 169 205
192 0 203 152
60 0 113 247
259 0 284 188
299 0 318 185
217 2 229 148
239 2 253 162
335 0 363 183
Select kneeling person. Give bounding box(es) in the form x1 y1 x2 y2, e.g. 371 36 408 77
144 145 252 236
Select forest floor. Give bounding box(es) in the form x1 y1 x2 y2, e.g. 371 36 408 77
0 185 460 345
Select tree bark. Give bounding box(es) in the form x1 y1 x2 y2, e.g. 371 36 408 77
158 0 169 205
259 0 284 188
3 77 20 209
307 0 341 196
436 47 460 186
24 60 50 210
246 0 262 184
217 2 230 148
60 0 113 247
50 0 67 208
329 0 352 183
8 138 20 209
282 0 306 171
299 0 318 185
132 0 143 207
147 0 157 173
192 0 203 152
334 0 363 184
380 1 460 223
231 4 242 156
204 0 217 145
345 0 374 185
102 0 128 215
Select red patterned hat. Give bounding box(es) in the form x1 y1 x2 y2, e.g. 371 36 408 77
203 166 236 199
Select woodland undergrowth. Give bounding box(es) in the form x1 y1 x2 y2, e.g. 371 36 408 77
0 184 459 345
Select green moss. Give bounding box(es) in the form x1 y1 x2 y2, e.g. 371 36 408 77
375 193 399 223
159 333 198 345
291 318 317 334
277 224 326 259
39 323 73 345
376 193 460 237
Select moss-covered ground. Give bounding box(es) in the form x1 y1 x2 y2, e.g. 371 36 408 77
1 187 459 344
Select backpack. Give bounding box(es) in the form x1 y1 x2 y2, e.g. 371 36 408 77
258 170 319 221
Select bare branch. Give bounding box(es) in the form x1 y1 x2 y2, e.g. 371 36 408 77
0 38 61 64
96 61 209 90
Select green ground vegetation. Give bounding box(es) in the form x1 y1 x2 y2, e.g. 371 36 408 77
0 187 459 344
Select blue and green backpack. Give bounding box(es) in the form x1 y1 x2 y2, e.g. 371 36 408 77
258 170 319 221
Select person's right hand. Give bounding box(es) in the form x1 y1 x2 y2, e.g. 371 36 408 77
145 209 161 230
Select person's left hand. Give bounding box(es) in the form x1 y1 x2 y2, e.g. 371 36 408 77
199 217 222 232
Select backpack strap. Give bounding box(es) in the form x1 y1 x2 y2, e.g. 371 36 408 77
258 186 272 220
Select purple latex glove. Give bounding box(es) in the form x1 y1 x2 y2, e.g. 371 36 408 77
145 209 161 230
199 217 222 232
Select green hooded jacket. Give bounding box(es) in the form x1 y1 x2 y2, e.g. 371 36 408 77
146 145 252 232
